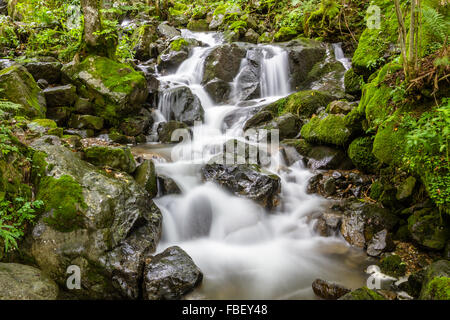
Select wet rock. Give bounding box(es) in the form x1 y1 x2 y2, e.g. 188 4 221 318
244 29 259 43
158 50 189 73
301 112 354 147
24 61 62 84
157 121 189 144
64 128 94 139
261 113 301 140
407 208 448 250
340 200 399 248
243 111 274 132
24 138 162 299
134 159 158 198
84 145 136 173
201 164 281 209
43 84 77 108
312 279 351 300
120 115 151 137
157 175 182 195
134 24 158 61
159 86 205 125
282 39 327 89
143 246 203 300
68 114 104 131
202 44 246 84
366 229 395 257
0 263 59 300
204 79 231 104
306 146 353 170
157 22 181 39
0 64 46 118
314 213 342 237
220 139 271 166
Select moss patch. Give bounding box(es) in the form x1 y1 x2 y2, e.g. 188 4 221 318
379 255 407 278
301 113 353 146
348 136 379 173
37 175 86 233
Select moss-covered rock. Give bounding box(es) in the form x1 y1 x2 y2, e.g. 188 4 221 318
408 208 448 250
351 0 399 79
84 146 136 173
0 64 46 118
275 90 335 119
27 138 162 299
68 114 104 131
37 175 87 233
419 260 450 300
339 287 386 300
301 113 353 146
348 137 379 173
273 26 297 42
134 159 157 198
372 114 408 166
396 176 417 202
187 19 210 32
344 68 364 97
62 56 148 125
378 255 407 278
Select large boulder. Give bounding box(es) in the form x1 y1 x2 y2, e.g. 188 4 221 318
407 208 448 250
301 112 354 147
62 55 148 125
24 137 162 299
159 86 205 125
134 159 158 198
201 164 281 210
340 201 399 249
24 61 62 84
157 22 181 39
0 263 59 300
0 64 46 118
281 39 327 90
133 24 158 61
157 121 189 143
83 145 136 174
204 79 232 104
142 246 203 300
43 84 78 108
202 44 246 84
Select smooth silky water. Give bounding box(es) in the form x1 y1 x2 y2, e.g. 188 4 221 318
133 31 374 300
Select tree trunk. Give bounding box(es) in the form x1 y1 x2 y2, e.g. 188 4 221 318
80 0 116 59
408 0 416 77
394 0 408 78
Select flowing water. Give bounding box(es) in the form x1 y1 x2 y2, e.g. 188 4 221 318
133 31 373 300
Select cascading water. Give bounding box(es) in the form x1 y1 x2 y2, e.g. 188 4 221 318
134 31 372 299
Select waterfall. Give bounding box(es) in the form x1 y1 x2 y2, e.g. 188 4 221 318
332 43 351 71
135 31 369 300
260 45 291 97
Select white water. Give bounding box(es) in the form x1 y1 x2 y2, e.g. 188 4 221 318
333 43 352 71
135 32 371 299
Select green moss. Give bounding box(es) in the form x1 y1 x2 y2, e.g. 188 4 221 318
301 113 352 146
348 137 379 173
47 127 63 137
422 277 450 300
84 146 136 174
281 139 313 156
258 32 272 43
379 255 407 278
186 19 209 32
407 208 448 250
170 38 189 51
340 287 386 300
278 90 334 118
370 181 384 200
344 68 364 96
372 113 407 166
273 26 297 42
30 119 57 129
352 0 399 79
37 175 86 233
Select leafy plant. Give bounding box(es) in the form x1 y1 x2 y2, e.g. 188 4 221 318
403 98 450 212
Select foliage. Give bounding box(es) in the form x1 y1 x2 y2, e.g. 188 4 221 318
403 99 450 212
0 198 43 253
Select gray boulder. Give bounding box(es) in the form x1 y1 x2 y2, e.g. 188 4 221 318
143 246 203 300
312 279 350 300
43 84 77 108
24 61 62 84
0 263 59 300
202 44 246 84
